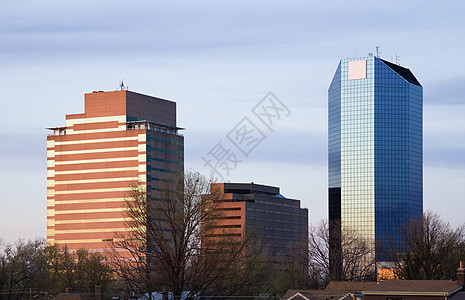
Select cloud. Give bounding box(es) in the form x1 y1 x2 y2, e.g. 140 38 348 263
185 127 326 169
0 133 45 170
424 78 465 105
2 0 455 64
425 147 465 169
424 166 465 228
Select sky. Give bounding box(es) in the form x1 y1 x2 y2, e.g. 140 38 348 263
1 0 464 244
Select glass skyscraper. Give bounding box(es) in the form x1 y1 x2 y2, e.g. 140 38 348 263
328 55 422 263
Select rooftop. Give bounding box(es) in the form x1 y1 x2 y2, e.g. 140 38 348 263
362 280 462 296
222 182 280 196
380 58 422 86
283 282 378 300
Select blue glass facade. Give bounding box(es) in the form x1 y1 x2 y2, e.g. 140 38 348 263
328 55 422 261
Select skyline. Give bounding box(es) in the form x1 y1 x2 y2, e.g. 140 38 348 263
1 1 465 244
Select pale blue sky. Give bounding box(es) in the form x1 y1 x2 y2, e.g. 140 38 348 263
1 0 464 243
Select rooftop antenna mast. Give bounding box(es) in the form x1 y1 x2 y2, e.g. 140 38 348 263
119 80 128 91
396 55 400 65
376 46 380 58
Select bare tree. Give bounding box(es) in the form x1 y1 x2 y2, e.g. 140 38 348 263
112 170 262 298
390 211 465 280
308 219 376 285
0 238 46 300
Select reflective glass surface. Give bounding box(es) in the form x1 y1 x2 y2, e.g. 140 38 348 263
328 56 423 260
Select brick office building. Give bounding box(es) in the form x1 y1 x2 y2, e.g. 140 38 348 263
46 90 183 251
204 182 308 261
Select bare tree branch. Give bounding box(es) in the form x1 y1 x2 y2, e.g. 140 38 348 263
389 211 465 280
309 219 376 285
111 170 265 298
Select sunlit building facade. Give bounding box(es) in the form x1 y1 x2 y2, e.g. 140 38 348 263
328 55 422 262
205 183 308 262
46 90 183 251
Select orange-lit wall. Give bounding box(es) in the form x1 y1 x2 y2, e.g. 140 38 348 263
47 90 183 252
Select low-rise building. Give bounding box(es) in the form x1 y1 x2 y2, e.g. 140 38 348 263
283 281 378 300
362 280 464 300
284 262 465 300
204 182 308 261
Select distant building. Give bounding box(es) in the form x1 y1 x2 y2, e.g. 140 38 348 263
46 90 183 251
328 55 423 266
204 182 308 261
377 261 399 281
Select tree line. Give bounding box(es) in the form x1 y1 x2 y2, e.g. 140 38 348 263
0 171 310 299
307 211 465 284
0 240 114 300
1 170 464 299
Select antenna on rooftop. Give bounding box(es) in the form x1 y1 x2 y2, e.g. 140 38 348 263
396 55 400 65
376 46 380 58
119 80 128 91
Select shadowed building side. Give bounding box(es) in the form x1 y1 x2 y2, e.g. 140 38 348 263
203 182 308 264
